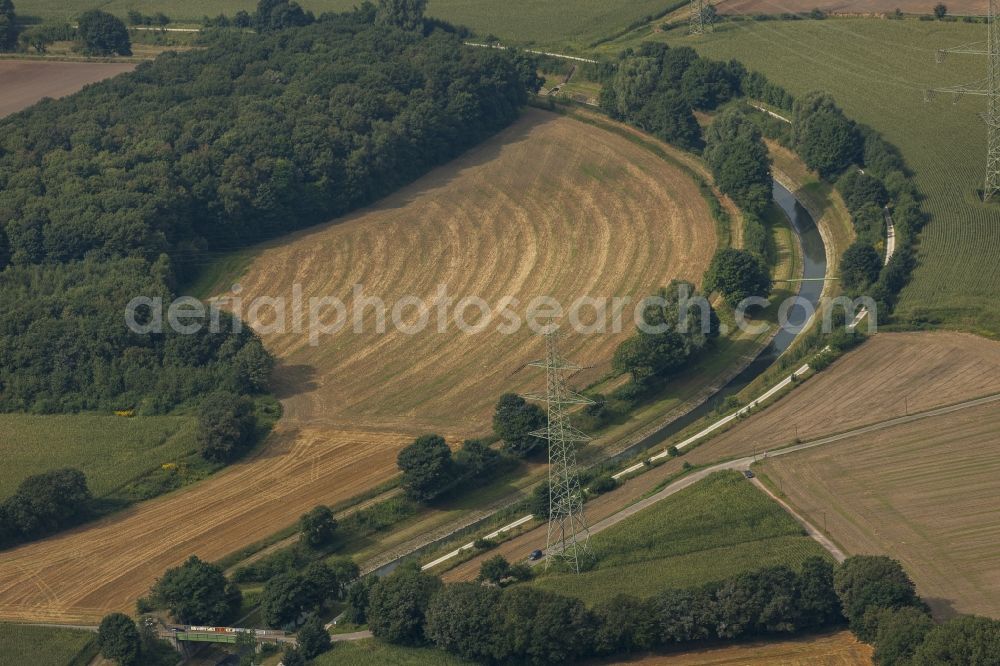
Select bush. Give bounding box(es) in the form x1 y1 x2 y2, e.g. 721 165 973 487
368 565 443 645
425 583 501 662
833 555 922 638
839 241 882 292
197 392 256 462
297 615 331 658
493 394 547 457
613 281 717 385
397 434 457 502
703 248 773 308
299 505 337 548
589 474 618 495
151 556 241 625
0 468 92 547
77 9 131 55
704 108 772 216
98 613 141 666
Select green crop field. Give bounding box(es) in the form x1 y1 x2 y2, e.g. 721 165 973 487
532 471 830 606
0 414 197 500
613 18 1000 335
311 639 471 665
0 623 95 665
15 0 679 48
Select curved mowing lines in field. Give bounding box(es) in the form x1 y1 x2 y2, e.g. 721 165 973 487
239 110 715 434
0 110 718 624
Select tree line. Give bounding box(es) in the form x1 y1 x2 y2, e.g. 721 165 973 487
338 553 999 665
596 41 923 328
0 1 540 415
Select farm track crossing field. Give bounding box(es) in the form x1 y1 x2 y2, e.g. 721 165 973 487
649 19 1000 334
0 110 717 624
607 630 872 665
0 60 135 118
449 332 1000 587
530 471 830 606
0 414 197 499
684 331 1000 465
759 401 1000 619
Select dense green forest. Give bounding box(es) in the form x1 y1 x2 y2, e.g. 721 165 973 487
0 6 539 413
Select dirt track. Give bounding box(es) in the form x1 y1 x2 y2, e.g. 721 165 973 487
0 110 717 623
0 60 134 119
447 331 1000 581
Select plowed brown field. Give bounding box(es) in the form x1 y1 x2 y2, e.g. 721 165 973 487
0 60 135 118
0 109 716 623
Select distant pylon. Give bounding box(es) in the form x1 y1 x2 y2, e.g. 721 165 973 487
928 0 1000 200
986 0 1000 199
690 0 712 35
527 329 592 573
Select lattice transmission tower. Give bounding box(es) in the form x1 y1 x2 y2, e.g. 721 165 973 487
926 0 1000 200
527 330 593 573
690 0 713 35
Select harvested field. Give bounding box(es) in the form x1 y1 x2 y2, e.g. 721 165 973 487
684 331 1000 465
759 400 1000 619
605 630 872 665
714 0 985 15
0 60 134 118
238 108 716 436
447 331 1000 582
0 109 717 623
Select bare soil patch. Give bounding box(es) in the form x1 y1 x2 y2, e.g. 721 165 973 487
0 60 134 118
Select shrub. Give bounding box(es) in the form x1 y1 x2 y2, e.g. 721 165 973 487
493 394 547 457
151 556 241 625
77 9 131 55
589 474 618 495
703 248 773 308
397 434 457 502
839 241 882 291
368 565 443 645
197 392 256 462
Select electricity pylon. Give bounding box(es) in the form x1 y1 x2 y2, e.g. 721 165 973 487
690 0 712 35
527 330 593 573
927 0 1000 200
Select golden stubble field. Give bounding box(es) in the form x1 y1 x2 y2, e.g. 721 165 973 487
685 331 1000 465
0 109 717 623
607 630 872 665
760 401 1000 619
